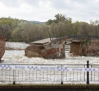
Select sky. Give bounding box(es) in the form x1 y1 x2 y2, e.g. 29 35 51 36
0 0 99 22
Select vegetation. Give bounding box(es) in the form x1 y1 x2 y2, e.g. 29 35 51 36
81 40 89 46
0 14 99 42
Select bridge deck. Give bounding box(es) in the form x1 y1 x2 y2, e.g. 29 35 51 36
30 38 51 44
30 37 59 45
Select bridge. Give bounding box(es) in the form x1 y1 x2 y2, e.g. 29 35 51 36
25 36 99 59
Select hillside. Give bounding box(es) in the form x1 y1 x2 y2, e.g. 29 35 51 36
24 20 45 24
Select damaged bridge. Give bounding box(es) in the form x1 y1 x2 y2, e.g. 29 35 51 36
25 36 99 59
68 36 99 56
25 37 68 59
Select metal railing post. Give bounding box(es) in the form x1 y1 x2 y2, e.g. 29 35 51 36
13 70 15 85
87 61 89 85
61 65 63 84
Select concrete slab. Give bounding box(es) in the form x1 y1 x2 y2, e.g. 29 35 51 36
30 38 57 44
30 38 51 44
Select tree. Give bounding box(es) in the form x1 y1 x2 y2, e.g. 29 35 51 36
55 14 66 23
79 22 89 36
0 24 11 41
45 19 54 25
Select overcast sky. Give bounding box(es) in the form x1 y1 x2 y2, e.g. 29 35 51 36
0 0 99 22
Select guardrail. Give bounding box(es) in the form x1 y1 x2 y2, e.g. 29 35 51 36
0 61 99 85
68 36 99 39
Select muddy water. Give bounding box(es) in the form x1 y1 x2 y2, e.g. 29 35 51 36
1 44 99 64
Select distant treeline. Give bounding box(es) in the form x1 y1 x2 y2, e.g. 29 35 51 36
0 14 99 42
